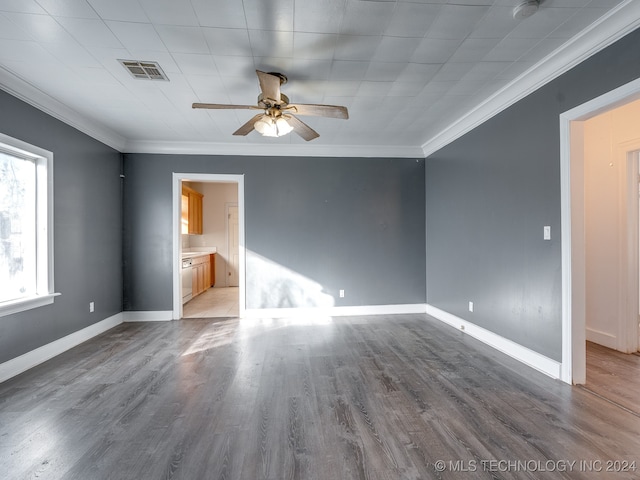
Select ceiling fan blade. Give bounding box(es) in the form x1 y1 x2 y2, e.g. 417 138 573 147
233 114 264 136
286 103 348 119
256 70 281 105
286 115 320 142
192 103 260 110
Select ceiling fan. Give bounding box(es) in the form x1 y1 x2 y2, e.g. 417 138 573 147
192 70 348 141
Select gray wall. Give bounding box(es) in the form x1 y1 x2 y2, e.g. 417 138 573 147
0 90 123 364
123 154 426 311
426 28 640 361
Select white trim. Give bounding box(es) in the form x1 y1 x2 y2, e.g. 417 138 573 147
124 140 423 159
0 313 123 383
586 328 617 350
244 304 427 319
0 293 60 317
422 0 640 157
426 305 562 380
122 311 173 322
560 76 640 385
38 137 55 299
0 133 58 316
172 173 246 320
173 175 182 319
560 78 640 122
0 70 126 152
559 113 578 385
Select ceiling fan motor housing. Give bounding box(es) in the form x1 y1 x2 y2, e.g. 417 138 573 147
267 72 287 85
258 93 290 108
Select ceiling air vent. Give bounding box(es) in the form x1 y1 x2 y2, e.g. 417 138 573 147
119 60 169 81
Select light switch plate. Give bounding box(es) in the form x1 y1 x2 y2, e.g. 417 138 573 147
544 226 551 240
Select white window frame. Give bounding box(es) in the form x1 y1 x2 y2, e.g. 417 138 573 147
0 133 58 317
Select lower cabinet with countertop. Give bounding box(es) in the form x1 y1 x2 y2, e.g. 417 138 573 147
191 254 210 298
182 249 217 303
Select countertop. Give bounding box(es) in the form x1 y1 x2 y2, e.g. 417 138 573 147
182 248 217 259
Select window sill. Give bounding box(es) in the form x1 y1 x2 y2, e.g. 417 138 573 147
0 293 61 318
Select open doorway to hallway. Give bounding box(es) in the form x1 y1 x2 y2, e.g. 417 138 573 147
582 105 640 355
172 173 245 321
581 133 640 413
561 80 640 406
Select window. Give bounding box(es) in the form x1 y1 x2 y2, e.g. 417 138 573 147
0 133 57 317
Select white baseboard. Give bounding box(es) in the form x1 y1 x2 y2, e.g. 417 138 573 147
244 304 427 319
0 313 123 384
586 327 617 350
122 311 173 322
426 304 562 380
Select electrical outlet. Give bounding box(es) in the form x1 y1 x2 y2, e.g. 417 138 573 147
468 301 474 312
339 289 345 298
89 302 95 313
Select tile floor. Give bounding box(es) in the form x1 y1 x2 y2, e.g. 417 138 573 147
182 287 238 318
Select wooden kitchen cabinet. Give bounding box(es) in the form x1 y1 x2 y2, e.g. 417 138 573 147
203 259 211 289
190 254 211 298
181 185 203 235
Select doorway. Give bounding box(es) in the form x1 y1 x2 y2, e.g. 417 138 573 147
172 173 245 320
560 77 640 385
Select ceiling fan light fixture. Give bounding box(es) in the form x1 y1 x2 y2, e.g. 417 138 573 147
254 114 293 138
275 116 293 136
254 115 275 136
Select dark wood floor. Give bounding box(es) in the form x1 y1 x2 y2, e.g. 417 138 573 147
1 315 639 480
584 341 640 417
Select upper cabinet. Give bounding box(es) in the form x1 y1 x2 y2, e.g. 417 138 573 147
181 185 203 235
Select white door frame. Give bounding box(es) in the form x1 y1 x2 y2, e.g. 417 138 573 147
172 173 245 320
225 202 238 287
560 77 640 384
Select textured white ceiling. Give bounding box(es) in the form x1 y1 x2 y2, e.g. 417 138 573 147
0 0 636 157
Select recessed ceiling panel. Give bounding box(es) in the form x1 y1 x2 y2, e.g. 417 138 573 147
138 0 198 26
202 28 252 57
86 0 149 22
37 0 99 18
106 21 166 51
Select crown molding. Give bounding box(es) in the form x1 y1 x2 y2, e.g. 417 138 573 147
123 139 424 158
0 66 127 152
421 0 640 158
